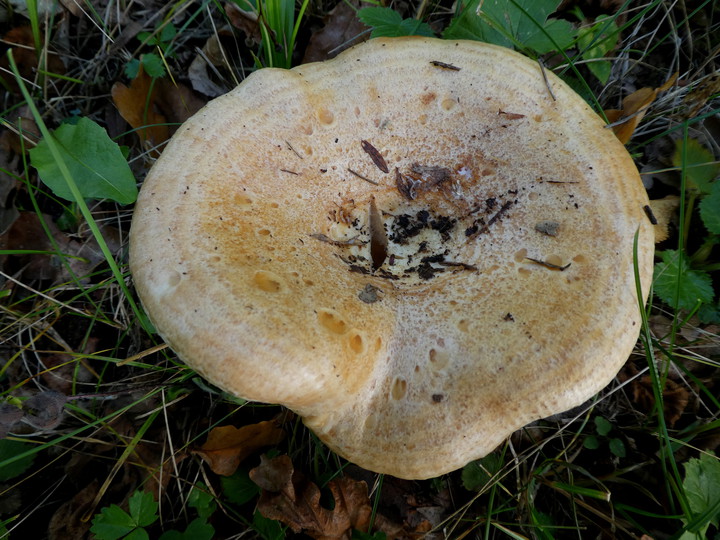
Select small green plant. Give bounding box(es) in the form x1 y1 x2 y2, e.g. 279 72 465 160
90 487 215 540
654 138 720 322
444 0 576 55
583 416 626 458
357 7 434 38
124 21 177 78
679 452 720 539
91 491 159 540
575 13 619 84
230 0 310 68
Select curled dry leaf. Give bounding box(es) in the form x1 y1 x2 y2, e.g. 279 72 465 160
604 72 678 144
193 420 285 476
648 195 679 243
250 454 386 540
225 2 262 44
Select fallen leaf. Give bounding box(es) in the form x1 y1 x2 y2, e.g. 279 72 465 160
194 420 285 476
48 480 99 540
225 2 262 45
302 0 370 63
0 105 41 153
111 65 169 155
0 26 66 93
112 67 206 156
604 72 678 143
648 195 679 243
250 454 374 540
188 33 232 97
631 375 690 427
0 211 123 287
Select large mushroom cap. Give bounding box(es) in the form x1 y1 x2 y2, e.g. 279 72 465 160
130 37 654 479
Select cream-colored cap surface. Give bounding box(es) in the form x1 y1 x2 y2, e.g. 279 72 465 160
130 37 654 479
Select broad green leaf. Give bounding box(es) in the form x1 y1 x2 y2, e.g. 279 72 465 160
0 440 36 482
444 0 576 54
90 505 137 540
654 250 714 311
699 181 720 234
29 117 138 204
577 15 619 84
358 7 434 38
673 138 720 194
682 452 720 536
128 491 158 528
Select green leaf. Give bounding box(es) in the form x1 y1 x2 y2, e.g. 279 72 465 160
91 492 157 540
123 529 150 540
682 452 720 535
124 59 140 79
608 438 626 458
444 0 576 54
583 435 600 450
358 7 434 38
159 518 215 540
461 453 503 491
700 181 720 234
222 468 261 505
29 117 138 204
654 250 714 311
594 416 612 436
188 483 217 520
673 138 720 194
90 505 137 540
698 303 720 324
141 53 166 79
128 491 158 528
0 440 36 482
577 15 619 84
530 507 556 540
253 510 285 540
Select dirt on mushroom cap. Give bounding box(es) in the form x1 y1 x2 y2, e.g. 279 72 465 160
129 37 654 480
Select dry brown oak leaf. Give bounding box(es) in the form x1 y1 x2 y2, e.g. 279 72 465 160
250 454 393 540
193 420 285 476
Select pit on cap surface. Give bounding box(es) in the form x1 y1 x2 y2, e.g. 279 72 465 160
130 37 654 480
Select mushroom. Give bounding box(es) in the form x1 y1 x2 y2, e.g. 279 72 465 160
129 37 654 480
